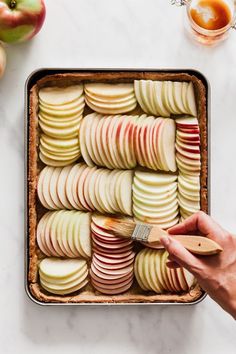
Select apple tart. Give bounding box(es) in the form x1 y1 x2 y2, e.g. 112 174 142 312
27 70 208 304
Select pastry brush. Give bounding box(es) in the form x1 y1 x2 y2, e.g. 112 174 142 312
93 215 223 256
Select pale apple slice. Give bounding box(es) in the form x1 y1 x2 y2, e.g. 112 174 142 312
65 164 82 209
39 120 80 139
41 134 79 150
73 214 88 258
85 114 101 166
176 130 200 140
157 120 168 171
40 277 88 295
85 95 137 110
39 95 84 111
133 176 177 194
78 212 92 258
118 171 133 216
134 80 148 113
134 114 148 166
85 89 134 103
173 81 186 113
186 82 197 116
160 119 177 172
39 113 83 129
90 114 104 167
152 118 163 170
101 116 116 169
60 211 77 257
147 80 156 115
108 170 123 212
148 250 163 293
56 164 74 209
36 213 52 256
108 115 122 169
37 167 53 209
138 249 150 290
50 210 67 257
176 116 199 126
166 81 180 114
178 193 200 211
42 166 58 209
135 171 177 185
134 251 148 290
94 170 110 213
133 201 178 220
40 98 85 118
176 139 200 153
153 250 165 291
79 116 95 167
85 97 136 114
39 257 86 281
181 82 189 113
86 169 104 213
85 83 134 99
175 267 188 292
176 153 201 168
141 116 156 169
139 80 152 114
178 185 200 201
132 182 177 201
39 85 83 106
178 175 200 192
133 191 177 209
182 268 196 289
133 198 178 214
160 251 172 291
40 267 88 291
71 164 87 210
40 144 80 160
153 81 170 117
43 212 59 257
146 117 158 170
77 166 93 211
40 264 88 288
97 169 115 214
95 116 113 168
161 81 172 114
82 166 97 211
40 138 80 156
67 212 83 257
143 249 154 291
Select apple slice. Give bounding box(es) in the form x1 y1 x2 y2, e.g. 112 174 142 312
39 85 83 106
166 81 180 114
77 212 92 258
135 171 177 185
101 116 116 169
111 115 126 169
49 168 69 210
97 169 115 214
85 89 134 103
37 167 53 209
134 251 148 290
124 116 137 169
85 83 134 99
49 211 67 257
139 80 153 114
85 97 136 114
37 213 52 256
42 166 58 209
77 167 93 211
160 119 177 172
65 164 82 210
160 251 172 292
61 211 77 257
66 212 82 257
181 82 189 113
153 81 170 117
56 164 74 209
95 117 113 169
79 116 95 167
134 114 147 167
118 171 133 216
88 114 101 166
40 98 84 118
148 250 163 293
82 166 97 211
173 82 186 113
182 268 196 289
43 212 60 257
86 169 104 213
186 82 197 116
72 214 88 258
134 80 148 113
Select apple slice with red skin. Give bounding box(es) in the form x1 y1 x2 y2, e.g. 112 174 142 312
44 213 60 257
149 118 160 170
176 145 201 160
160 251 173 292
84 114 100 166
112 115 127 169
124 116 137 169
160 118 177 172
95 116 108 167
92 234 132 250
94 253 135 265
176 152 201 166
177 130 200 140
93 256 134 270
114 115 127 168
134 114 147 167
92 242 133 255
93 247 133 259
91 279 133 295
176 116 198 125
177 137 200 146
92 258 133 276
152 118 164 170
91 222 120 240
71 164 87 210
176 140 200 153
91 262 132 280
91 273 133 289
107 115 122 168
65 164 83 210
143 116 156 170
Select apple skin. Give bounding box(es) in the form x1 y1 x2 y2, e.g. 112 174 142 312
0 0 46 44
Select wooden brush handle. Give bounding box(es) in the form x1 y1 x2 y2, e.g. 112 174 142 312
170 235 222 255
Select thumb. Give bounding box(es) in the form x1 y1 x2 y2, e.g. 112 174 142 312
160 235 202 276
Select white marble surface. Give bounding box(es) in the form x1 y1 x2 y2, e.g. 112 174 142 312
0 0 236 352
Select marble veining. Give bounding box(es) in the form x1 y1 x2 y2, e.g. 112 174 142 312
0 0 236 353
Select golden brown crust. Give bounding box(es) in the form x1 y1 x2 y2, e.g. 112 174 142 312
27 71 208 304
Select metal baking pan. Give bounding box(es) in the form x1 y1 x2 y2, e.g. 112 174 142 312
25 68 210 306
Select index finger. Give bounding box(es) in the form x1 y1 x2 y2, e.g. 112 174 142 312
168 211 226 243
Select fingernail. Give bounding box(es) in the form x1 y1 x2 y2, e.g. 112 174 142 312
160 235 170 247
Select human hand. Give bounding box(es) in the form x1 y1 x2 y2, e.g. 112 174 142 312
160 211 236 319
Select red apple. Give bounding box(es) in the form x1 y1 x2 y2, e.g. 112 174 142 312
0 0 46 44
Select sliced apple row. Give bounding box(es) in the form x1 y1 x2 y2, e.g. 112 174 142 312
38 85 85 166
37 164 133 215
134 80 197 117
175 117 201 176
37 211 92 258
178 174 200 221
39 258 89 295
132 171 179 229
90 215 135 295
80 113 176 172
134 248 195 293
84 82 137 114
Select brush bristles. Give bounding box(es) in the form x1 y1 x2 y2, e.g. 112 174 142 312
104 217 136 239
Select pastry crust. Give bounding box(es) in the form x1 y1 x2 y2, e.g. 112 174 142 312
27 71 208 304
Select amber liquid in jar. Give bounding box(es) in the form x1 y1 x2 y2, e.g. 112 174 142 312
187 0 233 44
